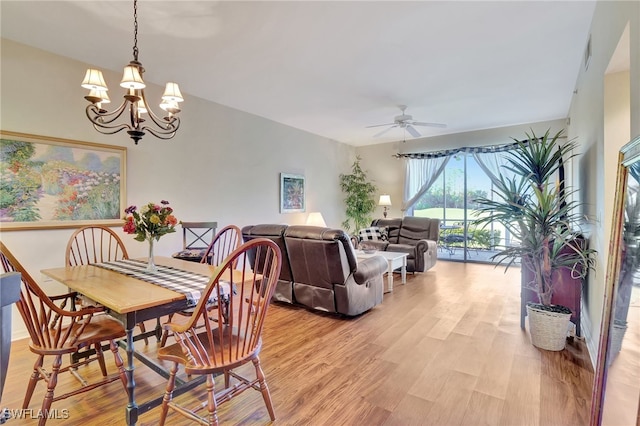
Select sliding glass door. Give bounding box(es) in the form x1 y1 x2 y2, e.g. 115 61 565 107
411 153 506 263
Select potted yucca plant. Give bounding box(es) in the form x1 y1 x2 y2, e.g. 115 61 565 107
472 129 596 351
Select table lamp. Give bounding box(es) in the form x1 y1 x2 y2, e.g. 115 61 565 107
378 195 392 218
306 212 327 227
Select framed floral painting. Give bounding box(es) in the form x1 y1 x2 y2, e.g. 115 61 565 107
0 131 126 230
280 173 305 213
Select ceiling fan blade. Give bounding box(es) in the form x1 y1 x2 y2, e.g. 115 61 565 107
411 121 447 128
373 125 397 138
365 123 395 129
406 125 421 138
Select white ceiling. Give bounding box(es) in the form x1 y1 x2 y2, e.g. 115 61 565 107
1 1 597 147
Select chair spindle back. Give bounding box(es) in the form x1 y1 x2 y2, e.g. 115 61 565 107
65 225 129 266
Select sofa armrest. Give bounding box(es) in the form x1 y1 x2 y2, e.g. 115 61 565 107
415 239 437 272
353 256 388 285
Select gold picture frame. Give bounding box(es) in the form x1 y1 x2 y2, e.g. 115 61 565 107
590 135 640 425
0 131 126 231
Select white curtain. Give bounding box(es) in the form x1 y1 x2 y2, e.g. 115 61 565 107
402 156 450 212
472 150 511 184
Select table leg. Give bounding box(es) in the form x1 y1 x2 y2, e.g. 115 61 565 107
401 257 407 285
386 261 393 292
124 319 138 425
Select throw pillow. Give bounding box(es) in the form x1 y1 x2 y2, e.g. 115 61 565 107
380 226 389 241
359 226 382 241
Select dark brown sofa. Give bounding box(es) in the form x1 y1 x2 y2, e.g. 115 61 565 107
359 217 440 273
242 224 388 316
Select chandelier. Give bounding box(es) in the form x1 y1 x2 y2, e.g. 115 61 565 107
81 0 183 144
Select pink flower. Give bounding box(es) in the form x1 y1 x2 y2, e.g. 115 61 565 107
123 216 136 234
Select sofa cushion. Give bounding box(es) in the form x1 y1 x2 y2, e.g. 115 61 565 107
397 216 440 244
358 226 388 241
172 248 208 262
371 218 402 243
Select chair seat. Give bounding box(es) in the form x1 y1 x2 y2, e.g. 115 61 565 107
172 248 209 262
74 315 127 347
158 327 261 374
33 315 127 353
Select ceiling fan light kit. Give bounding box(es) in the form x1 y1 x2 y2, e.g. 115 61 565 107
366 105 446 139
81 0 184 145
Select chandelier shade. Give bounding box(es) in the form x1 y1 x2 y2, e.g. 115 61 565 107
87 89 110 105
81 69 108 91
162 83 184 103
120 64 146 90
81 0 183 144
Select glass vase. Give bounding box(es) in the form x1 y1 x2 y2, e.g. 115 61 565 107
146 237 157 272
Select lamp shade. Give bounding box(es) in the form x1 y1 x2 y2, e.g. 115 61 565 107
306 212 327 227
162 82 184 103
81 69 108 91
378 195 392 206
88 89 110 104
120 65 146 89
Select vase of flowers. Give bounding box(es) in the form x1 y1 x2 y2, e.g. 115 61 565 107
123 200 178 272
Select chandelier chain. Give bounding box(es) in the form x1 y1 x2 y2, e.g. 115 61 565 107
132 0 139 61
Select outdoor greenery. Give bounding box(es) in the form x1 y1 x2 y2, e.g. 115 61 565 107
472 129 596 306
339 157 377 233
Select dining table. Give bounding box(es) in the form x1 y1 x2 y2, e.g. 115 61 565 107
41 256 247 426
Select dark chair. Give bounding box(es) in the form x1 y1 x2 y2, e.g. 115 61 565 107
157 238 282 425
0 241 128 426
66 225 150 344
172 221 218 262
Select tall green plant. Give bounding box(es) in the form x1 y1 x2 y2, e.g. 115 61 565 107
472 129 596 306
339 157 377 233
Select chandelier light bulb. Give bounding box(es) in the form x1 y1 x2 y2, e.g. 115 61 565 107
137 99 147 114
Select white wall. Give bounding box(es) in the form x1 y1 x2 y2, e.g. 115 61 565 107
0 39 355 339
566 1 639 363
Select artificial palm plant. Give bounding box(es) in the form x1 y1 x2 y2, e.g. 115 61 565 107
339 156 377 233
473 129 596 311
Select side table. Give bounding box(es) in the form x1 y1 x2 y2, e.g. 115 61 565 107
356 250 408 293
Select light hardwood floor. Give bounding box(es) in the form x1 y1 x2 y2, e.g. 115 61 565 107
2 261 594 425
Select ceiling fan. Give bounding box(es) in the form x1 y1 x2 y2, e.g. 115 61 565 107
366 105 446 138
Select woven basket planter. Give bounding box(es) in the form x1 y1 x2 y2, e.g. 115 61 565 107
526 303 572 351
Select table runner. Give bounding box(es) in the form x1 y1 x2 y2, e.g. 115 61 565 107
93 259 231 307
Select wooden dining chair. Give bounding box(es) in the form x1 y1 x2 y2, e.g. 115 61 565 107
199 224 242 267
0 241 128 426
157 238 282 425
159 225 243 347
66 225 150 344
65 225 129 266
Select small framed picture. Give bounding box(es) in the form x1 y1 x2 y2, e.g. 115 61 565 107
280 173 305 213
